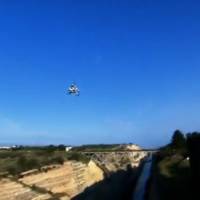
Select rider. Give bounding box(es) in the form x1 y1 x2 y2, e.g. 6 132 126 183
68 83 79 95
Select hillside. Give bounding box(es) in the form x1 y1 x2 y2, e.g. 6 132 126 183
0 145 147 200
0 160 103 200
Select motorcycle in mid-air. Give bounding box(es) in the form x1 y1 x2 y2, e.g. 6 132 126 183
67 83 80 96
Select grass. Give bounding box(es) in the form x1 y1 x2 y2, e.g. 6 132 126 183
0 149 89 177
71 144 123 152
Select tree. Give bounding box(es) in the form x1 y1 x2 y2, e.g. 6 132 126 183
58 144 65 151
17 155 27 170
46 145 56 153
171 130 186 149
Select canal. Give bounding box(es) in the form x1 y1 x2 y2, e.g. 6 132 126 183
132 155 152 200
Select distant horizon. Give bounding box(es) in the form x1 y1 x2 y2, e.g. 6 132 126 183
0 141 160 149
0 142 159 150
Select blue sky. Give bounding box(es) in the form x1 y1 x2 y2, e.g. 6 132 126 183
0 0 200 148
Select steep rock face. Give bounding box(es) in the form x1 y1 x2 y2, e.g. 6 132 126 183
84 160 104 186
125 144 141 151
90 151 147 172
20 162 76 198
0 161 104 200
0 178 52 200
71 160 104 194
0 152 147 200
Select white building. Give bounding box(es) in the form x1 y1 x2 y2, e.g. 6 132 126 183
0 146 11 150
65 146 72 152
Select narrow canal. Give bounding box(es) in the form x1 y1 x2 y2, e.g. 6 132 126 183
132 155 152 200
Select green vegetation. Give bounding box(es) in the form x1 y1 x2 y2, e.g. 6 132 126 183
1 144 127 177
0 150 64 176
66 152 90 164
171 130 186 149
147 130 197 200
0 145 89 177
149 154 191 200
72 144 123 152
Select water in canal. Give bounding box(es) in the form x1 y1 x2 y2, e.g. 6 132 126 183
132 155 152 200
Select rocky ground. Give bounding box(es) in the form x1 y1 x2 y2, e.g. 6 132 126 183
0 150 147 200
0 161 103 200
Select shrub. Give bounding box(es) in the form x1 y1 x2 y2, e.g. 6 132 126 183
7 166 19 175
67 152 89 164
17 155 27 171
27 158 40 169
51 156 64 165
16 156 40 172
171 130 186 150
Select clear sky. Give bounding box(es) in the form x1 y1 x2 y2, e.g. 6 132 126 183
0 0 200 148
